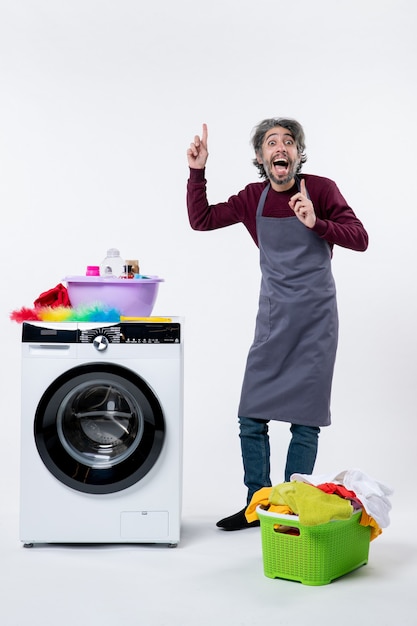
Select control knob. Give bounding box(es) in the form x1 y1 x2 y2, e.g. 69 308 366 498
93 335 109 351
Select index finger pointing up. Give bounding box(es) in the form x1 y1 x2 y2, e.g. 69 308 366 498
201 123 208 145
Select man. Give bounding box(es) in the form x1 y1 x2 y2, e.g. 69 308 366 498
186 119 368 530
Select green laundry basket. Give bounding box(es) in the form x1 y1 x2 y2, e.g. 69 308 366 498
256 506 371 586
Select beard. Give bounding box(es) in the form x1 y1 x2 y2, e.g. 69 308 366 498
262 156 300 186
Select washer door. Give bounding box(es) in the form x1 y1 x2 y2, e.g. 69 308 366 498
34 363 165 494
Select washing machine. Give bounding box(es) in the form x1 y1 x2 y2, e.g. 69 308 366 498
19 318 183 547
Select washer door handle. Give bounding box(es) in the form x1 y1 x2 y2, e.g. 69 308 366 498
93 335 109 351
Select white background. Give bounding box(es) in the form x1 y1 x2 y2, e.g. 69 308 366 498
0 0 415 519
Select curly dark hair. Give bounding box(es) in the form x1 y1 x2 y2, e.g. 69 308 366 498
251 118 307 179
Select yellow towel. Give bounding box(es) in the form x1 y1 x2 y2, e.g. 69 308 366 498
245 487 292 523
269 481 353 526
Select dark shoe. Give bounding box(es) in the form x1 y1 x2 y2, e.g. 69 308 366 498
216 507 260 531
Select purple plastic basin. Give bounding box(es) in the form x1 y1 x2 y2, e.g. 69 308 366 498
64 276 164 317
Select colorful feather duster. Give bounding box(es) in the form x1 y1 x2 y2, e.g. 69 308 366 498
10 304 121 323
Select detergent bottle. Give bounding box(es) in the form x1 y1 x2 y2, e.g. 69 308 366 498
120 264 134 279
100 248 125 278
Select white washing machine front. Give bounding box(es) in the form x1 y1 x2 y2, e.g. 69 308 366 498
20 319 183 546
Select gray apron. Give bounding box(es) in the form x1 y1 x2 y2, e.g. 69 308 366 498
238 179 338 426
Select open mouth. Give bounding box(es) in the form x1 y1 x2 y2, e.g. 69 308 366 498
273 158 288 168
271 158 290 178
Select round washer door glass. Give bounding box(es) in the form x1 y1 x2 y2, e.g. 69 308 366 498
34 364 165 494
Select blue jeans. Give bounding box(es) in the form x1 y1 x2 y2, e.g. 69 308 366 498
239 417 320 504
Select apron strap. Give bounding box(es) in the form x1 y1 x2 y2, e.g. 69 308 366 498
256 184 270 217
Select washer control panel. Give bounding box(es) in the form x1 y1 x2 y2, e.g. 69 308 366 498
22 322 181 344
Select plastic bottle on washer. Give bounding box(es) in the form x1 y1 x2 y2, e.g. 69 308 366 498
120 264 134 279
100 248 125 278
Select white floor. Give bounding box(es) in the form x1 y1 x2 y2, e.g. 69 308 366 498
1 499 416 626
